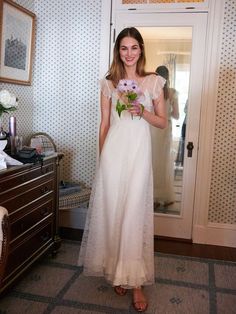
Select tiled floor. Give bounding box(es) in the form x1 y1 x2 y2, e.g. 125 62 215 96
0 240 236 314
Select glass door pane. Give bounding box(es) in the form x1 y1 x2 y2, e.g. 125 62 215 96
137 26 192 216
113 11 207 238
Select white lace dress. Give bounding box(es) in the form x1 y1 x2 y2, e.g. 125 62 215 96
78 74 165 288
151 88 178 204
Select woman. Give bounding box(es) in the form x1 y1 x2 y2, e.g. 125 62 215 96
152 65 179 209
78 27 166 312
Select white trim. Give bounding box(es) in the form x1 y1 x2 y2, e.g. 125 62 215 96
193 0 226 229
113 0 209 12
99 0 112 79
193 223 236 248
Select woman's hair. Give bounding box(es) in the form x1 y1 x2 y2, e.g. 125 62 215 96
106 27 150 87
156 65 169 100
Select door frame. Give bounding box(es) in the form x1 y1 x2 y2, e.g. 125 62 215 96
99 0 230 245
113 12 208 239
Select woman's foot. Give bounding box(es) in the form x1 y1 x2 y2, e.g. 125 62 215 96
132 287 148 312
114 286 127 296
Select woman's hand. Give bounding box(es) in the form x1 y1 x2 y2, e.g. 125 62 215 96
128 104 144 117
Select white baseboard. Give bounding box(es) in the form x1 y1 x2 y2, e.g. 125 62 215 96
193 223 236 248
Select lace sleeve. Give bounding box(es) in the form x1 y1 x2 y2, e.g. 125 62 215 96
100 78 112 99
152 75 166 100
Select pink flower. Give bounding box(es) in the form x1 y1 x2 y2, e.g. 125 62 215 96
116 80 144 118
117 79 141 94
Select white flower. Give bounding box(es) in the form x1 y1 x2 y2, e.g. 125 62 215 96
0 90 18 108
0 90 18 117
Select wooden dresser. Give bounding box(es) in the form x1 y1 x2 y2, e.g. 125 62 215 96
0 155 61 294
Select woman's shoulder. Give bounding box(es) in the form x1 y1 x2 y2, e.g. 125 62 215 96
143 73 165 88
100 77 113 86
169 87 178 97
144 73 157 81
100 77 111 84
100 77 115 98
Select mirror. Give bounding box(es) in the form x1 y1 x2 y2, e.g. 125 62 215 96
138 26 192 215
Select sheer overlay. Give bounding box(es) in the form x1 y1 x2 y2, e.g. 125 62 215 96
78 74 165 288
151 88 178 203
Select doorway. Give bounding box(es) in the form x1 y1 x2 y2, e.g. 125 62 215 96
112 12 207 239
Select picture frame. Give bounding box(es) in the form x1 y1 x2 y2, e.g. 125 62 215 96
0 0 36 85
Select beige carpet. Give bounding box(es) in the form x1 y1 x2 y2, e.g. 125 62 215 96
0 240 236 314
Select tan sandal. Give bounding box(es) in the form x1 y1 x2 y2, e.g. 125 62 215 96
133 287 148 312
114 286 127 296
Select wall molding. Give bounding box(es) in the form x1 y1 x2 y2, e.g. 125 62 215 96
193 223 236 248
99 0 112 79
193 0 226 227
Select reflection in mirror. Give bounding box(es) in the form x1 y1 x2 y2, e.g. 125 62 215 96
138 27 192 215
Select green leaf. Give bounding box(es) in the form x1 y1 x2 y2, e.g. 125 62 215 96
0 103 17 116
128 92 137 101
139 104 145 120
116 100 126 117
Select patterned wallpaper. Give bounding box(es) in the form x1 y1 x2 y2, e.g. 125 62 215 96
0 0 35 141
208 0 236 224
0 0 102 188
33 0 102 186
0 1 235 224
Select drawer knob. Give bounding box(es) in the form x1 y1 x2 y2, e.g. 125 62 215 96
40 186 49 194
42 166 52 174
41 232 50 242
40 207 50 216
21 223 24 231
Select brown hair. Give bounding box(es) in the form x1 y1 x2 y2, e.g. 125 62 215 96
155 65 169 100
106 27 151 87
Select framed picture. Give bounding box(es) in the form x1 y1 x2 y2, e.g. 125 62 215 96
0 0 36 85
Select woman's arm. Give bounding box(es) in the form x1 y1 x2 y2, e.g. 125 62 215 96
171 89 179 120
99 93 111 154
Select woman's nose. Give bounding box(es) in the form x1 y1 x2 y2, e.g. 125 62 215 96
127 48 132 56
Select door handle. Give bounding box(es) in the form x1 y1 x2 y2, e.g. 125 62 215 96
186 142 194 157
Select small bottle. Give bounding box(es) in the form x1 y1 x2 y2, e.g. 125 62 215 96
9 116 17 136
9 116 17 155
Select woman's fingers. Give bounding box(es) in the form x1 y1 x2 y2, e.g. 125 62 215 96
128 104 141 115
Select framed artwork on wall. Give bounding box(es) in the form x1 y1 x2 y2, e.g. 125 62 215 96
0 0 36 85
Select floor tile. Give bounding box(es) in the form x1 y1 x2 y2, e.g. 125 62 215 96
155 256 209 285
14 264 76 297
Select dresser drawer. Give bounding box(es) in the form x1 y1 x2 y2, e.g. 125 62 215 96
10 199 54 241
0 155 61 294
0 162 55 194
0 170 55 204
0 179 54 213
5 222 53 277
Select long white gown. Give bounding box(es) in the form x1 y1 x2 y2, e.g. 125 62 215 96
78 74 165 288
151 88 178 204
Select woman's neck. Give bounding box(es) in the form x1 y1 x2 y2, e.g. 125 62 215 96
124 66 139 80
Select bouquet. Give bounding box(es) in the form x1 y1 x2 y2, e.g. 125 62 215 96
116 79 144 119
0 90 18 117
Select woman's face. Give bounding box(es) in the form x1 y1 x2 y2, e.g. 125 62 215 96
119 36 141 68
